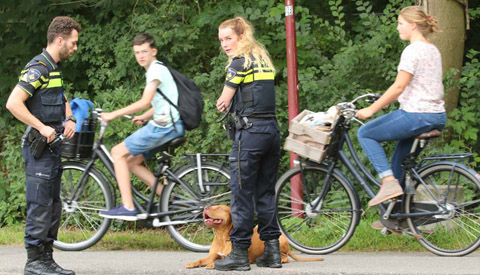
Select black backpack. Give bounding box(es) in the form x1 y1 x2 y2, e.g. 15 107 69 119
155 61 204 131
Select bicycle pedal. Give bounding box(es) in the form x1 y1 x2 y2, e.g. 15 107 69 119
136 213 148 220
152 218 161 227
381 227 390 235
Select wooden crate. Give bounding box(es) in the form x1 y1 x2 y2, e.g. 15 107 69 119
284 134 327 163
289 110 332 144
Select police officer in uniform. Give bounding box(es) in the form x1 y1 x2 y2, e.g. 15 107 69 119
6 16 81 275
214 17 282 271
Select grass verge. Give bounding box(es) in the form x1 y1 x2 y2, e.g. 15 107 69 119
0 213 424 252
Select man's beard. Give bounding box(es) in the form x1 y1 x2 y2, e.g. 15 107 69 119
59 45 71 60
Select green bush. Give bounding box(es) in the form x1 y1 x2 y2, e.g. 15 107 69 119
1 0 479 225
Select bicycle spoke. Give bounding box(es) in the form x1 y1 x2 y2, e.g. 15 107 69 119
162 163 230 252
275 166 359 254
407 164 480 256
55 162 112 251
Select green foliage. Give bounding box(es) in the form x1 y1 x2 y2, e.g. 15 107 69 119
1 0 479 226
441 49 480 165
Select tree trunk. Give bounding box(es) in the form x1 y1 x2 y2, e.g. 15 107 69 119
419 0 466 113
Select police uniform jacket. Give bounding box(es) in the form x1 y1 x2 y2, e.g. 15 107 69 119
225 55 276 118
17 49 66 124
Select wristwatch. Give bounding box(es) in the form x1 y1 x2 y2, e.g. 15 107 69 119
66 115 76 123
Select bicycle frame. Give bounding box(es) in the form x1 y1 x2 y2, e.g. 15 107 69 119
66 112 229 226
305 95 473 220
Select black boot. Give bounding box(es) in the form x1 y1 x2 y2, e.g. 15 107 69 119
43 244 75 275
24 247 59 275
214 244 250 271
256 239 282 268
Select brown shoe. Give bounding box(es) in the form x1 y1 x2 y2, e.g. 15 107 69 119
371 221 402 235
368 179 404 207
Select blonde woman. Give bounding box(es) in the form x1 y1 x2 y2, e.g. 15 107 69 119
214 17 281 271
356 6 446 209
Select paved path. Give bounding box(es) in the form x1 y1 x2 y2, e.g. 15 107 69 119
1 246 479 275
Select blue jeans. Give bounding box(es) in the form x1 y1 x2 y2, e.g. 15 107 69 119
124 120 184 159
357 110 446 181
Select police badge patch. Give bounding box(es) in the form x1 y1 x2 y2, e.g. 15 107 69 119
26 68 41 83
226 68 237 81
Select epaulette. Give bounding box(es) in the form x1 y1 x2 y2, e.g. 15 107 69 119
37 60 47 67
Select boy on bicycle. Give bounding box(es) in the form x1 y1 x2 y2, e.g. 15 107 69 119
100 33 184 221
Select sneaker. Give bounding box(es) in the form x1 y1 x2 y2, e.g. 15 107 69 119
368 179 404 207
99 205 138 221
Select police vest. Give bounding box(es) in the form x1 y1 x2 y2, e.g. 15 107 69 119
233 62 276 118
22 52 66 123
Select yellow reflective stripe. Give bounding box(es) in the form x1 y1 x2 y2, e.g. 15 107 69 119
47 78 62 88
50 72 61 76
28 80 43 90
228 76 245 84
253 72 275 80
244 75 253 83
243 72 275 83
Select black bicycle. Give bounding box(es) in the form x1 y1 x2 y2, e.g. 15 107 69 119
276 93 480 256
54 109 231 252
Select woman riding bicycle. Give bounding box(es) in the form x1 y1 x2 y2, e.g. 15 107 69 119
355 6 447 207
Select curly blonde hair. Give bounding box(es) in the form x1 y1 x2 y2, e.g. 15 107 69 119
219 17 275 73
400 6 439 37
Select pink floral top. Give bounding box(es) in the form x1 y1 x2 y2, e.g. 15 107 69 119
397 41 445 113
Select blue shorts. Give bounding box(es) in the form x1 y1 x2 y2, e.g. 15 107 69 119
124 120 184 159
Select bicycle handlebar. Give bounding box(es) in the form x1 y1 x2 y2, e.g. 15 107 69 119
93 108 135 141
335 93 381 125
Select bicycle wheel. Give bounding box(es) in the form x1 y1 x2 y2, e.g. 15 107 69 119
275 164 360 254
54 161 114 251
405 163 480 256
160 162 231 252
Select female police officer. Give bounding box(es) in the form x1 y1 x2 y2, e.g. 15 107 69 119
214 17 282 271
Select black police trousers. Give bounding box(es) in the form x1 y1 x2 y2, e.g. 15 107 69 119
22 140 62 248
229 119 282 249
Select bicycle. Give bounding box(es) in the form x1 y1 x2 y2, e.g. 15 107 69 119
54 109 231 252
276 93 480 256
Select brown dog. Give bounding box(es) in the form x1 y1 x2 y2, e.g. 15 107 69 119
185 205 323 269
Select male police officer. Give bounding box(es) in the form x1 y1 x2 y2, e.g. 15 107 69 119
6 16 81 275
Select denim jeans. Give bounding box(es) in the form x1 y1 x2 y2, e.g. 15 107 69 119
357 110 446 181
124 120 184 159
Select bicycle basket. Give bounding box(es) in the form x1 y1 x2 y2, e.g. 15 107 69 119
61 118 96 159
284 108 339 163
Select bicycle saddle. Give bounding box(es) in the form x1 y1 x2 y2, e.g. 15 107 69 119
166 136 185 150
416 129 441 140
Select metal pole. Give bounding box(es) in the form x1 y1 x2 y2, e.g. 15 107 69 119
285 0 303 216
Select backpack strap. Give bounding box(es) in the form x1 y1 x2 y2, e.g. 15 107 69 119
154 61 178 131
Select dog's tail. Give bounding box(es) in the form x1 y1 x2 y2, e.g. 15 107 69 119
287 251 324 262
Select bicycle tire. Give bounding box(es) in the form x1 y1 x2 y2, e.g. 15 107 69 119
405 163 480 256
275 164 360 254
160 161 231 252
54 161 114 251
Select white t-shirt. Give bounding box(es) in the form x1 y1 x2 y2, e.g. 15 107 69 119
146 61 180 127
397 41 445 113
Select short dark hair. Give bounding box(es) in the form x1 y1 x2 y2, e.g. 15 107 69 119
47 16 82 44
47 16 81 44
132 33 156 48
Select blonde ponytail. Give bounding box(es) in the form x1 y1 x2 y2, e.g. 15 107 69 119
219 17 275 73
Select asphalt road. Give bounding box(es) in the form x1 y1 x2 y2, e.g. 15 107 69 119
1 246 479 275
